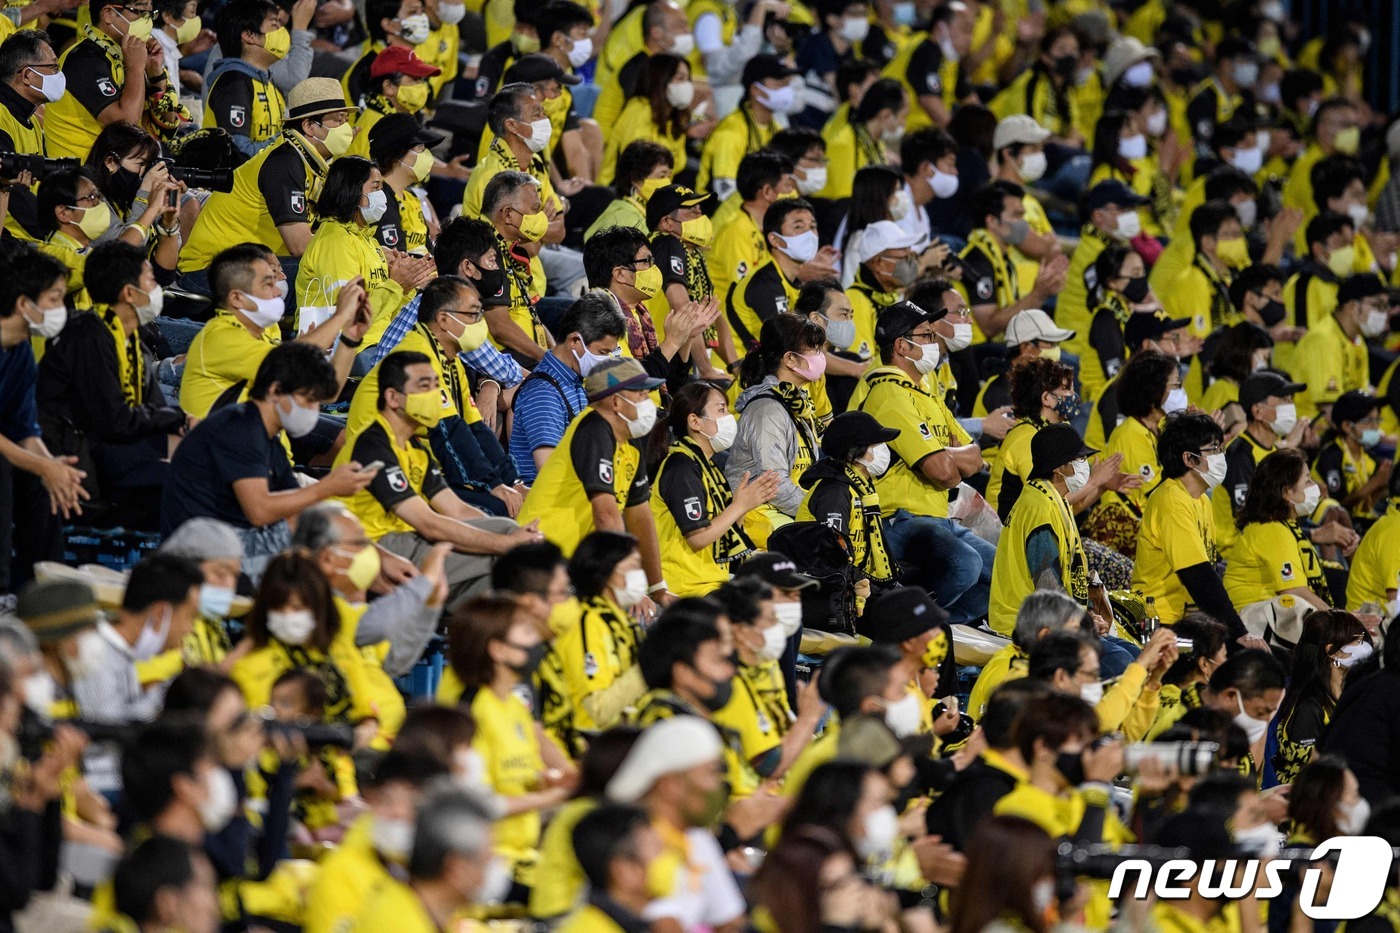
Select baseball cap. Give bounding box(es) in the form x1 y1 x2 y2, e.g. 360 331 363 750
874 300 931 347
1005 308 1075 346
1238 372 1305 412
1085 179 1149 212
735 552 817 590
992 114 1051 152
369 113 445 162
645 184 711 230
821 411 900 460
17 579 103 643
837 715 904 769
370 44 442 79
582 358 664 402
1338 273 1388 305
854 220 921 265
1103 36 1159 87
742 53 798 88
505 52 582 86
1124 309 1192 349
606 717 723 802
1330 389 1382 427
285 77 356 122
160 518 242 562
856 586 948 643
1030 423 1097 478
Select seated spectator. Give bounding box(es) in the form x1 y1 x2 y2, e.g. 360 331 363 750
84 121 189 261
967 589 1083 721
585 141 675 241
367 113 441 257
142 518 245 685
1143 613 1230 740
561 802 662 933
345 44 439 159
698 55 799 202
205 0 291 158
1346 467 1400 612
1211 369 1305 556
820 78 906 200
709 151 796 318
1028 629 1173 739
1313 389 1390 530
478 170 552 363
599 53 696 187
1294 273 1385 421
1204 649 1287 778
112 835 221 933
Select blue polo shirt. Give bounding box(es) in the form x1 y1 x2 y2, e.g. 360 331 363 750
509 351 587 483
0 341 41 444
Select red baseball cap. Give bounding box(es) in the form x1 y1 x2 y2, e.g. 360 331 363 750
370 45 442 79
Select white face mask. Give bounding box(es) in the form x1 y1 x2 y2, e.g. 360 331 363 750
1118 133 1148 160
837 13 870 41
1031 879 1057 914
24 299 67 338
275 395 321 439
478 856 514 904
1234 821 1280 857
881 691 923 737
361 188 388 224
24 66 66 102
702 413 738 453
133 605 172 661
199 766 239 831
438 1 466 24
1198 452 1228 489
1145 109 1168 137
1333 642 1373 669
1064 458 1090 494
942 322 973 352
1361 307 1390 339
397 12 431 43
797 165 828 195
666 79 694 109
1163 387 1189 414
613 568 649 609
669 32 694 56
572 343 618 378
371 817 415 860
777 230 819 263
1115 209 1142 240
22 672 56 718
754 81 799 114
857 804 899 859
1348 202 1370 230
1337 797 1371 835
1233 693 1271 745
1294 482 1321 517
454 747 489 790
64 629 106 682
134 285 164 325
1236 198 1258 229
1017 150 1047 183
267 608 317 645
774 601 803 638
1231 145 1264 176
909 339 940 374
517 117 553 153
237 290 285 329
618 396 658 438
566 35 593 68
1269 402 1297 435
889 187 913 220
1080 680 1104 705
864 442 891 477
754 623 787 662
929 169 959 199
1123 60 1154 88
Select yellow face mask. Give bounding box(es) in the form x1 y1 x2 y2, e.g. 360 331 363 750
121 9 153 39
174 15 199 43
633 263 663 298
319 121 355 157
72 200 113 241
513 30 540 54
395 81 429 113
403 148 434 183
1334 126 1361 155
1215 236 1250 269
681 215 714 248
542 92 569 121
922 629 949 670
448 314 490 351
342 545 381 591
404 389 444 429
516 207 549 242
262 26 291 60
638 175 671 201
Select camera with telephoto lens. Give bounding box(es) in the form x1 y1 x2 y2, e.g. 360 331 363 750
18 717 138 760
257 713 356 749
1122 740 1219 777
158 158 235 193
0 152 79 184
1055 842 1191 881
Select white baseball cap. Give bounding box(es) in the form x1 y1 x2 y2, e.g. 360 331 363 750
605 716 724 803
854 220 922 265
993 115 1052 152
1006 309 1075 346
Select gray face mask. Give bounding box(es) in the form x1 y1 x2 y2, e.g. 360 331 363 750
891 255 920 288
1004 218 1031 247
821 315 857 351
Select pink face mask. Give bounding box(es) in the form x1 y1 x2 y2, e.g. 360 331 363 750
792 350 828 380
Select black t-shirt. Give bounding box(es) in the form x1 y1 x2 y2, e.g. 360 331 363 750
652 233 712 300
351 421 450 512
805 478 851 534
1186 84 1223 153
905 38 968 102
259 141 314 227
571 410 649 506
738 263 793 324
1089 308 1126 383
1094 379 1121 446
345 50 378 106
657 455 712 534
1314 441 1349 501
161 401 296 534
474 40 516 101
61 40 125 120
960 245 997 307
1222 433 1264 515
206 71 257 139
980 372 1010 414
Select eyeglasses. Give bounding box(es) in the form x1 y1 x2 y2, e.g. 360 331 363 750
1196 445 1224 456
445 309 485 325
68 192 102 208
624 256 656 270
905 329 938 343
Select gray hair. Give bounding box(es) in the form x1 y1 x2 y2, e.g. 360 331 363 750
409 785 494 881
1012 590 1085 650
559 292 628 345
481 170 539 219
290 502 355 553
0 618 38 664
160 518 242 562
486 82 537 136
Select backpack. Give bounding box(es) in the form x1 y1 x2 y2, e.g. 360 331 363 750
767 521 858 636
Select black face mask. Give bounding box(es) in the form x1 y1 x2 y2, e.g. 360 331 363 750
471 260 508 305
1055 749 1086 787
508 642 550 680
1052 54 1078 80
1123 275 1151 304
1170 66 1201 88
695 666 734 712
1258 297 1286 327
109 165 142 206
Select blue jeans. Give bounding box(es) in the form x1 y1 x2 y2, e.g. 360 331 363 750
884 511 995 624
1098 635 1140 678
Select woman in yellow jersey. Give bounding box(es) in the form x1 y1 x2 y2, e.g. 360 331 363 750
1081 243 1149 403
599 53 700 186
536 531 648 757
584 141 674 241
728 315 826 546
1202 321 1275 431
1224 448 1339 618
1312 390 1390 531
653 383 771 596
1087 109 1169 240
447 593 579 899
294 157 433 338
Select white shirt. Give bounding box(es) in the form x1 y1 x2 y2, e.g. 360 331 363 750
642 828 746 930
152 28 182 100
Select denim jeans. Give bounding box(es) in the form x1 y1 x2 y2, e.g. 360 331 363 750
1098 635 1141 678
884 510 995 624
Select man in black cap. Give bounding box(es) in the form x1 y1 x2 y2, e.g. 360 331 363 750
1212 371 1308 550
647 185 731 379
1295 272 1389 421
1087 309 1195 449
989 423 1095 634
856 586 958 741
369 113 446 257
1060 180 1150 349
1315 389 1392 527
699 54 800 202
797 410 900 594
733 551 816 702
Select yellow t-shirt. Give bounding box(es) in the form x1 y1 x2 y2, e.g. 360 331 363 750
967 643 1027 721
1293 315 1369 419
599 97 687 186
1346 504 1400 610
303 814 391 933
471 685 546 881
697 104 776 195
1132 477 1220 624
1222 520 1326 609
352 877 437 933
528 796 595 919
1101 415 1161 516
178 309 280 419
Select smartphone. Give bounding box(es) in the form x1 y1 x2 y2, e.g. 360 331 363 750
359 460 385 473
166 188 178 209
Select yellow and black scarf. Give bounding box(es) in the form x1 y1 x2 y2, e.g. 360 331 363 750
671 437 756 565
100 306 143 406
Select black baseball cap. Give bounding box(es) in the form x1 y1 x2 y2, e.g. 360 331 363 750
735 552 817 590
856 586 948 643
742 53 799 88
1338 273 1388 305
368 113 445 162
645 184 711 230
503 53 582 87
874 301 930 347
1331 390 1382 426
1085 179 1149 212
1238 371 1305 412
1124 309 1191 349
821 411 900 460
1030 423 1097 479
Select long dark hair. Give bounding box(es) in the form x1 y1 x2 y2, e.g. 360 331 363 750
1090 242 1135 306
751 825 858 933
1288 754 1350 842
668 380 726 439
645 53 689 139
1162 613 1229 687
780 760 871 842
1209 322 1274 385
1278 609 1367 723
246 551 340 652
316 156 377 224
738 313 827 387
949 816 1057 933
1237 447 1308 529
1090 109 1134 175
840 165 902 256
86 121 160 214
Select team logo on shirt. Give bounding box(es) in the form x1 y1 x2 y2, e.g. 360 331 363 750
97 78 117 97
1106 359 1122 377
229 105 246 128
583 651 598 677
599 459 614 484
926 73 942 94
775 296 789 313
1233 483 1248 507
290 191 307 214
474 76 490 98
1196 119 1214 139
684 496 702 521
385 466 409 492
1328 470 1342 490
670 255 684 276
1281 561 1296 581
918 421 932 440
1084 267 1098 291
976 277 993 300
1139 464 1155 481
736 261 748 279
381 224 400 246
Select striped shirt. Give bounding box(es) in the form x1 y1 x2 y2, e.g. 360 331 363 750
362 292 525 388
509 351 587 483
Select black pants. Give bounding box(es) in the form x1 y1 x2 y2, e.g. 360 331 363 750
0 456 63 593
